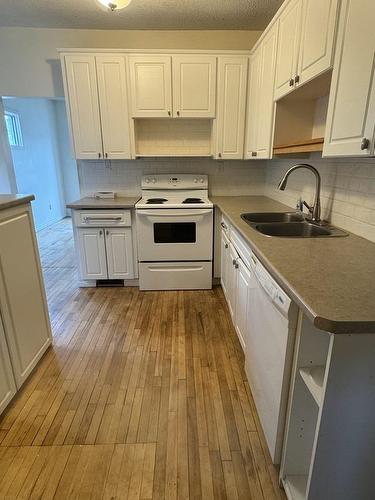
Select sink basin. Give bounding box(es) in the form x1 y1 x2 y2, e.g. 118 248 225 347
241 212 304 224
254 221 347 238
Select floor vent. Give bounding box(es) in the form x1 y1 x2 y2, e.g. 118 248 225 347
96 279 124 287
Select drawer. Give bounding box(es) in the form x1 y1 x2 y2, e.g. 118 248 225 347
73 210 131 227
231 226 253 269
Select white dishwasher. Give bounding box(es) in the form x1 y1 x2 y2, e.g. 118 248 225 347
245 254 298 464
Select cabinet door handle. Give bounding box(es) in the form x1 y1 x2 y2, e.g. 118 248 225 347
221 222 228 230
294 75 300 84
218 153 222 158
177 111 180 116
289 78 294 87
251 151 257 157
225 243 228 249
168 110 171 116
105 153 108 159
98 152 101 158
99 230 103 236
361 137 370 150
106 230 109 236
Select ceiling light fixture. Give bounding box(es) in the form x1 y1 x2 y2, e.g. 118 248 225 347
97 0 132 11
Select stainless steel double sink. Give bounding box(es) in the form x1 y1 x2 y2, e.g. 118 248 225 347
241 212 348 238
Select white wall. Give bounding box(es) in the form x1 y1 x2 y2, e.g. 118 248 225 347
0 27 260 98
0 99 17 193
265 156 375 243
3 97 66 230
78 158 267 198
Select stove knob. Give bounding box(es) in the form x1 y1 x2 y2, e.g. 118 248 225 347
145 178 150 184
151 178 156 184
199 178 204 183
194 178 198 183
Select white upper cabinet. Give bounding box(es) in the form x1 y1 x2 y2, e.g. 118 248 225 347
274 0 302 100
245 24 278 159
324 0 375 157
128 55 172 117
64 55 103 160
172 55 217 118
274 0 339 100
215 56 248 159
96 55 131 159
297 0 340 87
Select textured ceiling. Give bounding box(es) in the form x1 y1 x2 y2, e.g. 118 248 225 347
0 0 283 30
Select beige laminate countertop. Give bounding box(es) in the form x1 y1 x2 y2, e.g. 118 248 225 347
67 196 140 209
0 194 35 210
212 196 375 334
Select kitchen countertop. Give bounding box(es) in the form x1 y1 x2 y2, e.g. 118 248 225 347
66 196 140 209
0 194 35 210
212 196 375 334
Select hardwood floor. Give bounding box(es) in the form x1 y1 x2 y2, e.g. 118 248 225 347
0 217 286 499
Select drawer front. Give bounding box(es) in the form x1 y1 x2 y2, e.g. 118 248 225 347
73 210 131 227
231 226 253 269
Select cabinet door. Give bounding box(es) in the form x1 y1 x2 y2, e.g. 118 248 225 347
216 56 248 159
128 55 172 117
0 208 51 388
77 228 108 280
245 48 262 158
105 228 134 280
234 258 250 352
173 55 217 118
256 24 278 158
96 55 131 160
63 55 103 159
221 231 230 297
297 0 339 87
0 316 16 415
324 0 375 157
226 243 238 319
274 0 302 100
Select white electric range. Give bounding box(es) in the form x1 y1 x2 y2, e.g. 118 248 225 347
136 174 213 290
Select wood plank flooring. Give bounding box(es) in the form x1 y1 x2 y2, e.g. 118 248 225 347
0 217 286 499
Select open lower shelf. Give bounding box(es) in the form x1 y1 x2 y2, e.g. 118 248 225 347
273 137 324 155
283 474 308 500
299 365 325 406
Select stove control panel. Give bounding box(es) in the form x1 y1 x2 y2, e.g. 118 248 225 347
141 174 208 190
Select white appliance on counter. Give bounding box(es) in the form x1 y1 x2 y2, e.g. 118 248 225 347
246 252 298 464
136 174 213 290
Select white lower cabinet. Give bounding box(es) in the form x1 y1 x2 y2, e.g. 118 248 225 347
220 231 230 297
234 257 251 351
0 316 17 415
73 210 135 282
226 242 238 319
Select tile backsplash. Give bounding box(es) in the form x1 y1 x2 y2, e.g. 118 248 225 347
78 158 267 197
265 157 375 242
77 156 375 243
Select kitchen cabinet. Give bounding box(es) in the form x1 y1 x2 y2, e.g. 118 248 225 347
220 230 230 297
245 24 278 159
0 203 51 389
172 55 217 118
0 316 16 415
73 209 135 283
324 0 375 157
226 243 238 319
274 0 302 100
105 227 134 280
128 55 172 118
215 56 248 159
274 0 339 100
63 54 131 159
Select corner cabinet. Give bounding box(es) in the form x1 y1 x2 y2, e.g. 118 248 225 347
72 209 135 283
215 56 248 159
62 54 131 160
323 0 375 157
245 24 278 159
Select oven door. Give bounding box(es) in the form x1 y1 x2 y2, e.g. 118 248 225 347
136 208 213 261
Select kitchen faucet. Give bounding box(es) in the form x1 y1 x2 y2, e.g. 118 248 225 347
278 163 321 223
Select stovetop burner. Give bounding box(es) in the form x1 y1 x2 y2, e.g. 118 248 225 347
182 198 204 204
146 198 168 204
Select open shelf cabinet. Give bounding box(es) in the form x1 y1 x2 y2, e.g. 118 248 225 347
298 366 325 407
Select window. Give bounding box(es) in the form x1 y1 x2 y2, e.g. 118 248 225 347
4 111 23 147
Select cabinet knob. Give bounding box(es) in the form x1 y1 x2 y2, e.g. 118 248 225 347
106 230 109 236
105 153 108 159
289 78 294 87
218 153 222 158
221 222 228 230
99 230 103 236
98 152 101 158
251 151 257 157
177 111 180 116
361 137 370 150
294 75 300 84
168 110 171 116
232 259 237 266
225 243 228 249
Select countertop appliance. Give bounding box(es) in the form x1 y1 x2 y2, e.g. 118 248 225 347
136 174 213 290
245 253 298 464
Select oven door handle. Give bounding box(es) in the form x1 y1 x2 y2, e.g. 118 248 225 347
136 209 212 217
